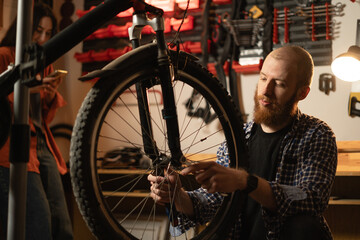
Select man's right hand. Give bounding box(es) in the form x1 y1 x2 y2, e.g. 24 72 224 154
147 169 195 217
148 171 181 206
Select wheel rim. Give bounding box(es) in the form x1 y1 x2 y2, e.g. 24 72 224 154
85 69 241 239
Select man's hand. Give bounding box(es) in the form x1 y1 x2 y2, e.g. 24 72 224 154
181 162 247 194
147 169 195 217
182 162 277 211
148 170 182 206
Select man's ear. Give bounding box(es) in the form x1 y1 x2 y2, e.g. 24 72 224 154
297 86 310 101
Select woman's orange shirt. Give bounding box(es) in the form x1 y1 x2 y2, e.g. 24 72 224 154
0 46 67 174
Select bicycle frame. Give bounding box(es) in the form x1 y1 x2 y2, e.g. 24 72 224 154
4 0 184 239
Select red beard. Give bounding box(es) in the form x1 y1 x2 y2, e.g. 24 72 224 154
253 92 297 127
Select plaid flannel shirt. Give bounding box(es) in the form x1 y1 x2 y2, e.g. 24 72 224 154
171 111 337 239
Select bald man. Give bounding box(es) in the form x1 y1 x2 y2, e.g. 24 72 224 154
148 45 337 240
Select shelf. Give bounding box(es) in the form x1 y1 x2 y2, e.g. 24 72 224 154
96 151 360 176
337 141 360 153
96 141 360 177
329 197 360 206
102 191 149 198
336 152 360 176
98 168 150 175
96 153 217 175
336 141 360 176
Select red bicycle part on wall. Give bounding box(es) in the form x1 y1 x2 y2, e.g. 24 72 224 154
207 60 262 76
273 8 279 44
74 46 133 63
171 15 194 31
212 0 232 5
175 0 199 10
325 2 331 40
311 4 316 41
284 7 289 43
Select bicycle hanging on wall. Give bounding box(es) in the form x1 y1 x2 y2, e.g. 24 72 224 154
0 0 248 239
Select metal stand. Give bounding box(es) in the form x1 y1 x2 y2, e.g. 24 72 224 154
2 0 132 239
7 0 33 239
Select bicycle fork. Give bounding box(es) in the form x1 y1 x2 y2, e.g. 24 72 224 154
128 10 185 169
128 9 182 227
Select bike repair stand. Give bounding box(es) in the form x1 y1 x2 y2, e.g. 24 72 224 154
7 0 33 239
4 0 134 239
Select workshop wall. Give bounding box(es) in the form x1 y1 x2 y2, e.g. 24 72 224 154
52 0 360 141
0 0 358 140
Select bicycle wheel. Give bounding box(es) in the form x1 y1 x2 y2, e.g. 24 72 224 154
70 43 248 240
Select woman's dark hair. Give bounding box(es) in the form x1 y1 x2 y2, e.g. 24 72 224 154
0 2 57 47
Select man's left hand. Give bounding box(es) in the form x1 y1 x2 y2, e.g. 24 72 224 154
181 162 247 193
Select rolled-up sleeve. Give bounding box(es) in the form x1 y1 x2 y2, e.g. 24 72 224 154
266 125 337 218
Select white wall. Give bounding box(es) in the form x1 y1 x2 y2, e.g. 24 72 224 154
301 0 360 141
0 0 17 39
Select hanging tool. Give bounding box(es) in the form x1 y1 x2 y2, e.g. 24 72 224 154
319 73 336 95
295 2 344 11
349 93 360 117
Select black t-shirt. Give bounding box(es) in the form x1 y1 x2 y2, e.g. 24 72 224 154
240 123 291 239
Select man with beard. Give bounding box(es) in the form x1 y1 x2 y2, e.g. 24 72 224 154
148 45 337 239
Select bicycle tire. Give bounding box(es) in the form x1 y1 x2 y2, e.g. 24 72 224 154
70 43 248 240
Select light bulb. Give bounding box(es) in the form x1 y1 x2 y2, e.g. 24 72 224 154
331 45 360 82
331 56 360 82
